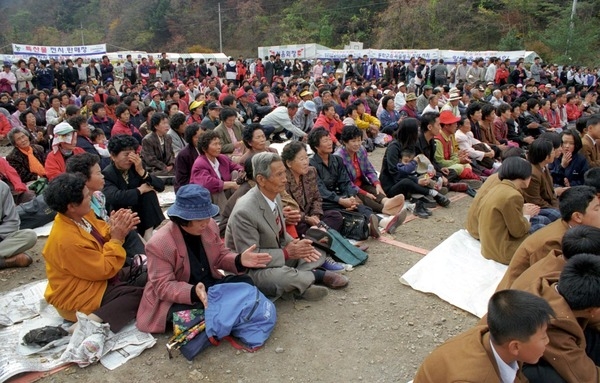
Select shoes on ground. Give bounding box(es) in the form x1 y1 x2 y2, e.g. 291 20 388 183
463 179 483 189
466 187 477 198
0 253 33 270
322 271 349 289
414 201 430 219
322 256 345 273
384 208 408 234
369 214 381 238
433 193 451 207
296 285 329 301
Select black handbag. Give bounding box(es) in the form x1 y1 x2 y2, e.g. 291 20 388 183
17 194 57 230
339 210 369 241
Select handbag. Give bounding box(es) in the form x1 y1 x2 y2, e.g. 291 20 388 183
17 194 57 230
339 210 369 241
28 177 48 195
319 222 368 266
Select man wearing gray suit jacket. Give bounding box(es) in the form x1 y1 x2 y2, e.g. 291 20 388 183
225 152 348 301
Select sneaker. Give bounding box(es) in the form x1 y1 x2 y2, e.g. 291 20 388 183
296 285 329 301
433 193 451 207
322 256 345 273
384 208 408 234
369 214 381 238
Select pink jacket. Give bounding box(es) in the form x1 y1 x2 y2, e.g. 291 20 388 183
136 220 239 333
189 154 242 193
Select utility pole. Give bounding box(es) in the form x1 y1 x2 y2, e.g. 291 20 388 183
218 3 223 53
80 22 85 45
566 0 577 57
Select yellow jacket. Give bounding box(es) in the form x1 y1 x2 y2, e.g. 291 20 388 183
354 113 381 130
42 210 126 321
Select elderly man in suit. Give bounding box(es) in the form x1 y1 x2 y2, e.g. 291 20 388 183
225 152 348 301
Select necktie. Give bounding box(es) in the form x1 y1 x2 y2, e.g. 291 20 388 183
273 206 282 235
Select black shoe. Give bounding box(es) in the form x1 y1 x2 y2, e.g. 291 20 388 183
414 201 430 219
418 197 437 209
271 135 285 143
433 193 451 207
466 187 477 198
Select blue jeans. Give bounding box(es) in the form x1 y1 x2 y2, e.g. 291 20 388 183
529 214 551 233
538 207 561 223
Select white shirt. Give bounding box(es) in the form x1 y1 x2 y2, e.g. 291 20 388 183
485 63 497 82
421 105 439 114
490 340 519 383
394 92 406 111
208 157 222 179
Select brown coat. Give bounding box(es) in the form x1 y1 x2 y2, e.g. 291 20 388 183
478 180 530 264
495 219 568 291
522 163 558 209
582 134 600 168
285 166 324 219
513 271 600 383
140 132 175 173
414 325 528 383
479 121 500 146
466 173 501 239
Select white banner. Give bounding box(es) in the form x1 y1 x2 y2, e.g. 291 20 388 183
12 43 107 58
258 44 318 60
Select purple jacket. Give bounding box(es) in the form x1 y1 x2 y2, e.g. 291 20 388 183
334 145 380 189
190 154 242 193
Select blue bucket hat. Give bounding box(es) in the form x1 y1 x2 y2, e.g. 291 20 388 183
167 184 219 220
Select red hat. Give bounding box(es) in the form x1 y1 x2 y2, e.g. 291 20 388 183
235 88 247 99
439 110 461 125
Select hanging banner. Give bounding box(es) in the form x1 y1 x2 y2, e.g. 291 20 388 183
11 43 107 58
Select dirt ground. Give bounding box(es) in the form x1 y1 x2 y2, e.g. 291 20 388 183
2 148 479 383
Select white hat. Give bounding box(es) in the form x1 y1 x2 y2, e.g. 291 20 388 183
303 100 317 113
448 92 461 101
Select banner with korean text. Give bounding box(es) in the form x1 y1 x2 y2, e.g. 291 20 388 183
12 43 107 58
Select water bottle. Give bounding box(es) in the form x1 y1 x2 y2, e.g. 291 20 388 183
427 164 435 178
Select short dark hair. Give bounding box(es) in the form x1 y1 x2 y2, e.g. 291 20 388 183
115 104 129 119
495 103 511 116
527 138 553 165
466 103 482 118
487 290 554 345
587 115 600 128
242 124 264 149
281 141 307 168
66 152 101 179
222 95 235 107
44 173 87 214
539 132 561 149
91 102 105 115
90 128 105 142
107 134 139 155
106 96 119 106
584 168 600 193
526 98 540 111
320 102 336 115
184 123 203 144
558 253 600 310
220 107 238 121
420 112 439 135
142 106 156 119
19 109 34 125
340 125 362 143
198 130 219 154
560 129 583 154
401 148 415 158
307 127 330 152
562 225 600 259
559 185 598 221
169 112 186 131
498 156 532 181
481 104 496 120
149 112 168 132
67 115 87 131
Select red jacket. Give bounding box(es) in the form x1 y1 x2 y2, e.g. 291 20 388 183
136 220 240 333
0 113 11 136
45 147 85 181
314 114 343 145
565 103 582 122
0 157 28 193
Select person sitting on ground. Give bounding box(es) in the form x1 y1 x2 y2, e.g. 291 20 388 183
314 101 344 146
334 125 408 233
495 185 600 290
477 157 535 264
455 116 498 173
308 127 380 238
6 127 46 184
580 115 600 167
514 254 600 382
434 110 482 185
0 180 36 269
45 122 86 181
260 102 306 141
281 141 344 236
352 99 380 138
136 184 271 333
214 107 246 163
102 134 165 241
166 112 187 157
414 289 554 383
19 108 49 151
522 137 561 223
140 112 175 181
42 173 144 332
190 131 243 211
87 102 114 139
377 95 401 135
0 157 35 205
66 152 146 265
225 152 349 301
174 123 205 192
549 128 588 187
111 104 143 144
238 123 278 165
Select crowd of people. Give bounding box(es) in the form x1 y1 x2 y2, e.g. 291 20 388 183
1 51 600 381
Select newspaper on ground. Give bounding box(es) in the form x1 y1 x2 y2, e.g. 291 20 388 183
0 280 49 326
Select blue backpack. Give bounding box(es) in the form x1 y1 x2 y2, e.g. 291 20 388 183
205 282 277 351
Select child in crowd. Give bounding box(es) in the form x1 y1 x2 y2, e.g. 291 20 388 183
91 128 110 158
396 148 442 190
414 289 554 382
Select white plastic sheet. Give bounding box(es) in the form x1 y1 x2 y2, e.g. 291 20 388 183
400 230 507 318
